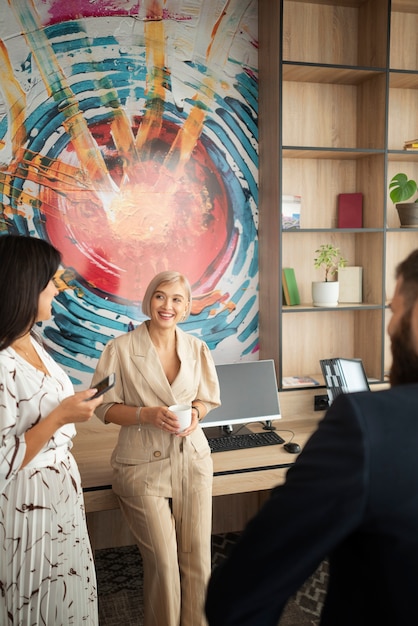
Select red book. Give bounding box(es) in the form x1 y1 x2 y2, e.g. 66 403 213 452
337 193 363 228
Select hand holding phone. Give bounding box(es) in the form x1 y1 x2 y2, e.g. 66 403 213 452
90 373 116 399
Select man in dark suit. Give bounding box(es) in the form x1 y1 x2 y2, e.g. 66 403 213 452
205 249 418 626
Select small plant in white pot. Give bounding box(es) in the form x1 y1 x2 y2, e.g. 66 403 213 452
389 173 418 227
312 244 347 307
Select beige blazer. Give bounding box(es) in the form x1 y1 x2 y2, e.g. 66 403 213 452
92 322 221 550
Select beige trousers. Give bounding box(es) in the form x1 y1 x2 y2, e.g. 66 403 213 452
118 487 212 626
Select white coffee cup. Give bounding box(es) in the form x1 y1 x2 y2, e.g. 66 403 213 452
168 404 192 433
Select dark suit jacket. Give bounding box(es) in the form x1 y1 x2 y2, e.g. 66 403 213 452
205 384 418 626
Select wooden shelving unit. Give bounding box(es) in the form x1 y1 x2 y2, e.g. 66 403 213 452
259 0 418 392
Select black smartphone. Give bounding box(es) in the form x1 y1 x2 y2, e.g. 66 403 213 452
90 373 116 399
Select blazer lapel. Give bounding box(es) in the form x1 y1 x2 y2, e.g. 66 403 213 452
129 324 175 406
170 328 197 398
128 324 196 405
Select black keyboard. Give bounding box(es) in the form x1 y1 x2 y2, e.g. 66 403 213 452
208 430 285 453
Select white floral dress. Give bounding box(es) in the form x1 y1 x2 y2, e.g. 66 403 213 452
0 339 98 625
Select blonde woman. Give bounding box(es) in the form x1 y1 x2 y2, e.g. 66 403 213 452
92 270 221 626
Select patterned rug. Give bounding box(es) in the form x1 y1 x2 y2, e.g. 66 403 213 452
95 533 328 625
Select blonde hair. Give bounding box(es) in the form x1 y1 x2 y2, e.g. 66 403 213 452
141 271 192 320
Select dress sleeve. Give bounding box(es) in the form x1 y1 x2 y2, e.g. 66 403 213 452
0 364 27 492
91 340 125 423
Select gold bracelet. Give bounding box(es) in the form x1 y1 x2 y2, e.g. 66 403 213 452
136 406 142 431
192 405 200 421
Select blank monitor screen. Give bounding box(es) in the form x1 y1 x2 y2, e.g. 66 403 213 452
202 359 281 429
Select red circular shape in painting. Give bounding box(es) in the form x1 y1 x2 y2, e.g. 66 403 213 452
43 118 235 302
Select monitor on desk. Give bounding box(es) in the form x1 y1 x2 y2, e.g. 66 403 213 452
201 360 281 435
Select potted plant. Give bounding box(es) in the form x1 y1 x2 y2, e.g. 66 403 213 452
312 244 347 307
389 173 418 228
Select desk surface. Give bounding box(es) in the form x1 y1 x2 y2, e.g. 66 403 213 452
72 413 322 501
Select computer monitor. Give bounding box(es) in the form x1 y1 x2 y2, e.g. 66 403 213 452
320 357 370 405
202 359 281 433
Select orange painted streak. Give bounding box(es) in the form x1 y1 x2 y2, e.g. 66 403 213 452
53 269 82 294
0 147 103 225
4 148 94 194
190 291 234 316
0 41 27 154
110 109 139 173
207 0 250 67
135 18 166 152
0 172 46 221
135 99 164 155
163 106 206 176
164 0 250 179
163 0 246 178
58 101 115 192
0 179 79 225
28 151 91 190
97 84 139 171
207 1 228 58
8 0 114 194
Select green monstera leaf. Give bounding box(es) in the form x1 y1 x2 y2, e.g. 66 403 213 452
389 173 418 203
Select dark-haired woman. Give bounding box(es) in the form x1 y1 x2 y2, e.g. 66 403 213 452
92 270 221 626
0 235 103 625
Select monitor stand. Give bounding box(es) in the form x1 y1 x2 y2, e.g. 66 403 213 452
203 424 253 440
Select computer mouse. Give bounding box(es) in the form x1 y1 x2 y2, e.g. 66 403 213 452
284 442 301 454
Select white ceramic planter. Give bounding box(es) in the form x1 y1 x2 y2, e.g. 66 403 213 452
312 281 339 307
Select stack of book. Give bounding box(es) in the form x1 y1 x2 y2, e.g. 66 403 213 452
404 138 418 151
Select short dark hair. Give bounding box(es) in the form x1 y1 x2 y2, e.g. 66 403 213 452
0 235 61 348
396 249 418 311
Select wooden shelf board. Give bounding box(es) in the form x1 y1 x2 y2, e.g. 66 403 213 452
386 227 418 232
283 147 384 159
388 150 418 162
282 228 383 233
390 71 418 89
282 303 383 312
286 0 372 7
392 0 418 13
283 62 386 85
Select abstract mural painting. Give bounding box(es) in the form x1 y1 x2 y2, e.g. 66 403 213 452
0 0 258 385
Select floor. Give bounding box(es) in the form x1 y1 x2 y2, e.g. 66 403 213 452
95 533 328 625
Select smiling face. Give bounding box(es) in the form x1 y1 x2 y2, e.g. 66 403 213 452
149 280 190 330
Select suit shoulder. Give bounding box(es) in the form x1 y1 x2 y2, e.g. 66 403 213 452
112 323 146 344
331 385 418 423
352 384 418 404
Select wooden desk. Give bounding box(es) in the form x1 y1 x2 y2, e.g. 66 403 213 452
72 389 323 548
210 417 320 494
